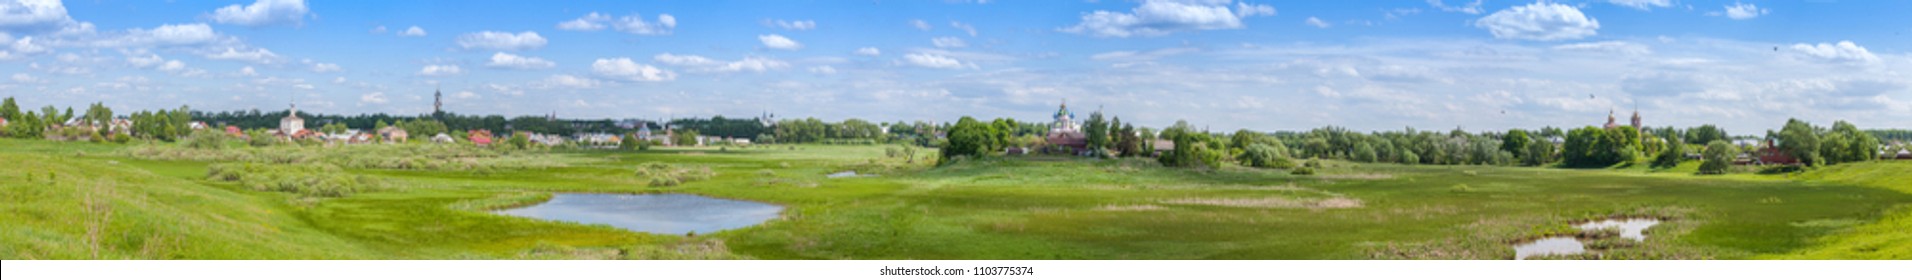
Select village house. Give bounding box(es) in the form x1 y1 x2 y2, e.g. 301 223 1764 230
377 126 409 143
468 130 495 146
432 133 455 144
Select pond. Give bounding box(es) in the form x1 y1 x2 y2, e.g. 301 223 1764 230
1513 218 1663 260
827 171 864 178
496 193 783 235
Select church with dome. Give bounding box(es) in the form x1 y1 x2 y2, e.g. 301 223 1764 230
1044 99 1088 154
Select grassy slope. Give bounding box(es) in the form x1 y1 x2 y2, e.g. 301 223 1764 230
0 140 384 259
1771 161 1912 259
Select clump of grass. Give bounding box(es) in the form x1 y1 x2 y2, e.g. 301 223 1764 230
206 163 387 197
1758 196 1784 204
127 143 567 172
635 162 716 187
1289 167 1316 175
1449 184 1474 193
1462 170 1479 176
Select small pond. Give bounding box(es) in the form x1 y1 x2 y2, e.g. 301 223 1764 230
496 193 783 235
1513 218 1663 260
827 171 864 178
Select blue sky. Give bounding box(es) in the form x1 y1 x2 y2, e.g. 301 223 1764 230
3 0 1909 134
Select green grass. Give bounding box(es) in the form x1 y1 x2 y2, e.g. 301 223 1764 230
3 138 1910 259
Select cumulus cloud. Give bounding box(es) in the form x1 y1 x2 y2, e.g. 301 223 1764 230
539 74 602 89
418 64 463 76
769 19 816 30
1723 2 1768 20
207 0 309 26
558 12 676 35
238 66 258 76
902 52 973 69
1060 0 1278 37
808 65 837 74
759 34 801 50
910 19 932 31
1607 0 1671 10
360 91 388 104
205 47 280 63
931 37 967 48
1552 41 1651 56
855 47 881 56
399 26 426 37
653 53 790 73
457 31 546 51
1473 2 1599 41
310 62 341 72
1790 41 1880 65
11 73 42 83
592 57 675 81
1305 17 1331 28
0 0 82 33
486 52 556 69
126 53 164 68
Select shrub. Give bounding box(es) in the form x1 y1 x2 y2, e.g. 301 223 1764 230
206 163 385 197
1449 184 1473 193
1290 167 1315 175
1238 144 1293 168
1699 140 1737 175
635 162 716 187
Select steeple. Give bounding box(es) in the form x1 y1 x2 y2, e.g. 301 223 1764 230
433 86 443 114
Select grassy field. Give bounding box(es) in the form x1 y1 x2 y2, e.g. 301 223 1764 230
3 138 1909 259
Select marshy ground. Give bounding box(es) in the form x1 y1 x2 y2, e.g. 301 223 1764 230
3 139 1910 260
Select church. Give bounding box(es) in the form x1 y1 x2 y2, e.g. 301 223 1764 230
1044 100 1088 154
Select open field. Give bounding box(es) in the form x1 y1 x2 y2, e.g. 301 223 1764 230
3 139 1910 259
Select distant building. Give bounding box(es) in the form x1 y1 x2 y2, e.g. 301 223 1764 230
377 126 409 143
280 104 306 137
1044 99 1088 154
432 133 455 144
468 130 495 146
0 117 9 128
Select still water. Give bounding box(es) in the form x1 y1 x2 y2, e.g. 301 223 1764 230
497 193 783 235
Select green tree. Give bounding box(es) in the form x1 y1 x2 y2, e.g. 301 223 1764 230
1776 118 1822 166
1522 139 1556 166
1700 140 1737 174
0 96 19 122
1684 125 1729 145
1501 129 1531 160
1083 111 1109 153
1238 143 1293 168
1651 141 1686 169
1353 142 1378 163
940 117 992 163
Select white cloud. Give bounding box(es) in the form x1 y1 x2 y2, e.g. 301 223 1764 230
332 76 346 84
0 0 81 33
902 53 973 69
1790 41 1880 65
653 53 790 73
369 25 386 34
533 75 599 89
238 66 258 76
808 65 837 74
855 47 881 56
1474 2 1599 41
759 34 801 50
126 53 164 68
1236 2 1277 17
419 64 463 76
453 91 478 99
592 57 675 81
457 31 546 51
310 62 341 72
205 47 280 63
770 19 816 30
399 26 426 37
1552 41 1651 56
1607 0 1671 10
1305 17 1331 28
207 0 309 27
487 52 556 69
557 12 610 31
360 91 388 104
910 19 932 31
1723 2 1768 20
1427 0 1483 14
157 60 186 72
950 21 976 36
11 73 42 83
558 12 676 35
104 23 222 47
1060 0 1278 37
932 37 967 48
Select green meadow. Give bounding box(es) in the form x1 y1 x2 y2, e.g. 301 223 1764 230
3 138 1910 260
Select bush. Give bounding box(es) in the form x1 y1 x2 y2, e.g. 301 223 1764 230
635 162 716 187
1238 144 1293 168
1651 142 1686 169
1699 140 1737 175
207 163 385 197
1449 184 1473 193
1290 167 1315 175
